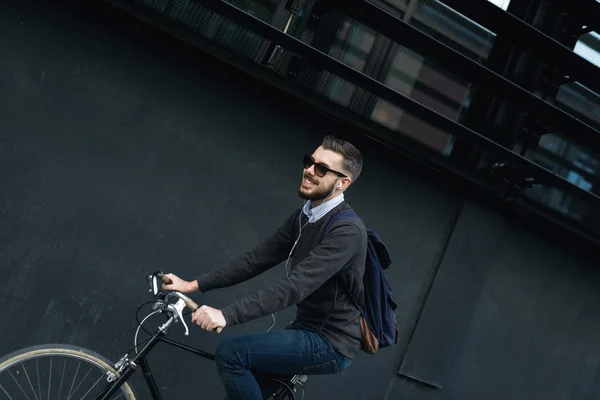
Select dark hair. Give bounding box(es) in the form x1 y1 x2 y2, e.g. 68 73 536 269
321 135 363 181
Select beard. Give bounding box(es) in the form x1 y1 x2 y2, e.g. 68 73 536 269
297 178 337 201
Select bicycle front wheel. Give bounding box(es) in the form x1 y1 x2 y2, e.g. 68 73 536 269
0 344 137 400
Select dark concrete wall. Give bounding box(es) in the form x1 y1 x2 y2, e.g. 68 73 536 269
1 1 598 399
393 201 600 399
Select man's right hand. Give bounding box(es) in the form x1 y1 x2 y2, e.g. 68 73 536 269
161 273 199 294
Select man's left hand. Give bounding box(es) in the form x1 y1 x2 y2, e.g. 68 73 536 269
191 305 227 332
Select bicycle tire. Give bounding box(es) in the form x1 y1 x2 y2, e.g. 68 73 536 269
0 343 137 400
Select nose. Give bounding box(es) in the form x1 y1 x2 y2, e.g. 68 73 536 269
305 164 316 176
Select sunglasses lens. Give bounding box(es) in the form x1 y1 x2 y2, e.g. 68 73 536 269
303 155 312 168
313 164 327 177
303 155 328 177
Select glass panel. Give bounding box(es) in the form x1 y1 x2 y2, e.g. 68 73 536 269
135 0 278 61
573 31 600 104
405 0 496 64
521 186 600 239
487 0 511 10
574 32 600 68
534 135 599 191
303 16 378 107
370 44 470 154
316 18 377 72
311 71 358 107
554 82 600 131
303 10 474 155
522 133 600 233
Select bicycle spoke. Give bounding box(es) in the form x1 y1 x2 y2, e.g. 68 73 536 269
66 361 81 400
58 359 66 399
47 357 52 400
36 359 41 400
0 383 14 400
22 362 40 400
79 373 105 400
67 365 94 400
9 370 32 400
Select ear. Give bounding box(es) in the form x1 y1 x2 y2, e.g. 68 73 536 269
337 177 352 191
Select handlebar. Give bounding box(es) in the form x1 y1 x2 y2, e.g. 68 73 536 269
156 272 223 334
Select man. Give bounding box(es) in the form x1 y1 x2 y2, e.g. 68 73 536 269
163 135 367 399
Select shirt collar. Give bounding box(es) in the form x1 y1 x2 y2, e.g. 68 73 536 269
302 193 345 223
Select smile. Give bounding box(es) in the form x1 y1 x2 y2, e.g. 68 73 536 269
302 176 318 186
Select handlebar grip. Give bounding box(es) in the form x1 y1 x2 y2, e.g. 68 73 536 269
157 273 172 285
183 296 199 312
182 296 223 334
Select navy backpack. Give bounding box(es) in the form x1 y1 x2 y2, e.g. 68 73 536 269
324 209 399 354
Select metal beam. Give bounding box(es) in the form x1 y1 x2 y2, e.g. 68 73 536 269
579 32 600 50
324 0 600 151
437 0 600 96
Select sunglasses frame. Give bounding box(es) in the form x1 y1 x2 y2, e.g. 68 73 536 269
303 155 347 178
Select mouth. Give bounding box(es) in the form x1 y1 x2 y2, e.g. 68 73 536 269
302 175 318 187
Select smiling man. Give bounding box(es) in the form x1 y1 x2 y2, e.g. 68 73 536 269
163 135 367 399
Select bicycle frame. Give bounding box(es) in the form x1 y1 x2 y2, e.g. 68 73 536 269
93 276 300 400
94 313 218 400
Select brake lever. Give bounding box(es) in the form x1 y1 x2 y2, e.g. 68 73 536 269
170 298 190 336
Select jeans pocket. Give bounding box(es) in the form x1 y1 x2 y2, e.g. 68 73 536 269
298 359 339 375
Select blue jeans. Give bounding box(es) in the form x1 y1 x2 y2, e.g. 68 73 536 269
215 327 352 399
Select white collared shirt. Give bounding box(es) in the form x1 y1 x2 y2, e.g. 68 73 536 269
301 193 345 223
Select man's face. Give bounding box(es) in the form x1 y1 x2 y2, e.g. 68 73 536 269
298 146 348 202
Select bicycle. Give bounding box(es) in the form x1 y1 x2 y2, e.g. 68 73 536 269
0 271 307 400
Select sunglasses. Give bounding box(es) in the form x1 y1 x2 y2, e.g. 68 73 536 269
303 155 347 178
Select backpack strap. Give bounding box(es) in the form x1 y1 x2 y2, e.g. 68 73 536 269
321 209 359 240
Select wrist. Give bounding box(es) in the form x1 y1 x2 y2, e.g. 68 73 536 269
186 280 199 293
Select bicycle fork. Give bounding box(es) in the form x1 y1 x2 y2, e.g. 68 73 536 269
95 317 175 400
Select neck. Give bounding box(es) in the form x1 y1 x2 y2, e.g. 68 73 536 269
309 191 342 208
